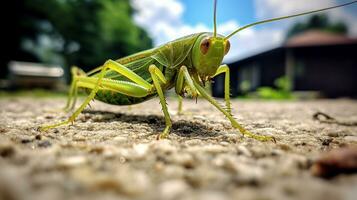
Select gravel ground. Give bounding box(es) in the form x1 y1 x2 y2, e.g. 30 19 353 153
0 97 357 200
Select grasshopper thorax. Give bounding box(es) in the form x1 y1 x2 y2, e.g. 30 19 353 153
192 33 230 80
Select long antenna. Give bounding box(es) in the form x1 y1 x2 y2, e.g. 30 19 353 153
213 0 217 37
225 1 357 40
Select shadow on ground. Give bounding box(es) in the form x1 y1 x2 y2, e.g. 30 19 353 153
83 110 222 138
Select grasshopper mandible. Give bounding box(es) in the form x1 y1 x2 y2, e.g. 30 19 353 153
40 0 357 141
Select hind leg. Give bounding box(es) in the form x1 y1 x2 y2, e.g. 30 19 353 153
62 66 85 112
39 60 152 131
40 77 150 131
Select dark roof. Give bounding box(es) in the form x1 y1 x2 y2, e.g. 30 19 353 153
285 30 357 47
228 31 357 64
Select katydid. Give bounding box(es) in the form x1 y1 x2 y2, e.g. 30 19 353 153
40 0 357 141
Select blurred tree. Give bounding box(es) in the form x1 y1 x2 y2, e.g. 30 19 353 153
286 14 348 38
1 0 152 79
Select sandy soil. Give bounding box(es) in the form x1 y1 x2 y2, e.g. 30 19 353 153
0 97 357 200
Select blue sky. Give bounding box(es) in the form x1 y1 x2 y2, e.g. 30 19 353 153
131 0 357 62
181 0 255 29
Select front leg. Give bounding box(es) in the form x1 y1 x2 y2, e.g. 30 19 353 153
175 65 199 115
213 65 231 115
193 79 275 142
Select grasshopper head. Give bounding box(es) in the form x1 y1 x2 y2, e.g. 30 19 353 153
191 0 357 81
192 33 230 79
191 0 230 81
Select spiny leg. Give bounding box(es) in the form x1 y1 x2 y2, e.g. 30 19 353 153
40 60 151 131
79 77 149 98
62 76 76 111
175 65 199 115
213 65 231 115
69 83 79 111
87 60 151 90
177 95 183 115
40 77 149 131
148 64 172 139
40 82 99 131
63 66 85 112
192 79 275 142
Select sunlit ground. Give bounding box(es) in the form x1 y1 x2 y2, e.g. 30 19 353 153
1 94 356 200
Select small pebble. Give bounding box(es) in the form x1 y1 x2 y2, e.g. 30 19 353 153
278 143 292 151
133 143 150 159
151 140 176 154
38 140 51 148
196 191 229 200
158 179 189 200
169 153 196 168
20 137 32 144
311 147 357 178
344 136 357 142
327 132 339 137
0 144 15 158
35 135 42 140
320 138 333 146
57 156 88 169
237 145 252 157
193 115 207 121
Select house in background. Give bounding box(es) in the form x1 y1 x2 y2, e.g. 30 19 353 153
212 31 357 98
7 61 65 90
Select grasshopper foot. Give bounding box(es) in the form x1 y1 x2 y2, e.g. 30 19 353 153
156 126 171 140
39 118 74 132
248 134 276 143
176 110 193 116
238 127 276 143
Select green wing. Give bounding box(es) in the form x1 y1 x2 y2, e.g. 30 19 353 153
114 32 200 69
151 33 201 69
89 33 202 82
105 56 158 83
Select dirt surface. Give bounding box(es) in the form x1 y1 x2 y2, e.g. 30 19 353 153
1 97 357 200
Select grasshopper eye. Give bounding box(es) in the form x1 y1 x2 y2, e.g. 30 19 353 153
200 38 210 55
224 40 230 55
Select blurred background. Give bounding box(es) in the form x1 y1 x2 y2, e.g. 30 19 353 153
1 0 356 99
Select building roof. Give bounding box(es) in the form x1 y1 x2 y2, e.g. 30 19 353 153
9 61 64 77
285 30 357 47
228 30 357 64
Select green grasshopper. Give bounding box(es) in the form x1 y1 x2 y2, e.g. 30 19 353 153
40 0 357 141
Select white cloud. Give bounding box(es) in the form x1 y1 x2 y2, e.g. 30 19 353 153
224 28 284 63
255 0 335 19
223 0 357 61
131 0 204 46
254 0 357 35
131 0 283 63
131 0 357 64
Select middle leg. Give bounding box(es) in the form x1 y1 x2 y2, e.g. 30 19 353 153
149 64 172 139
175 65 199 115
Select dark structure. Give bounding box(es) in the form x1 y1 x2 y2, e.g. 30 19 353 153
7 61 65 90
212 31 357 98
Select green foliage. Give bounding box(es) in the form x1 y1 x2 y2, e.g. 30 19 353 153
239 80 251 94
274 76 291 92
1 0 152 79
286 14 348 38
256 77 294 100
